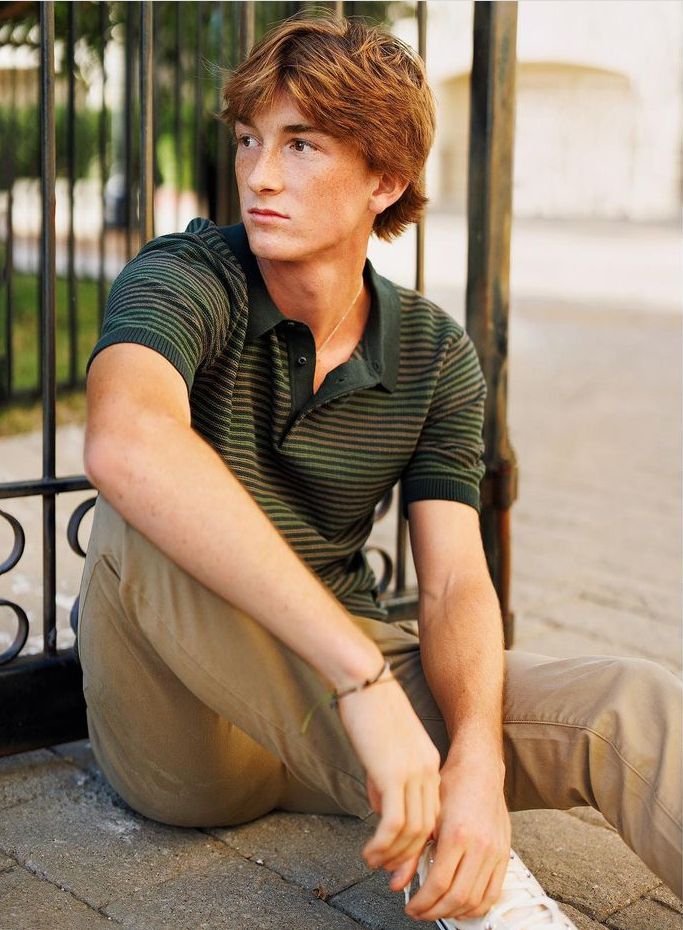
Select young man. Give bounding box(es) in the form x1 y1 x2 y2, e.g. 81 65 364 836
78 15 682 928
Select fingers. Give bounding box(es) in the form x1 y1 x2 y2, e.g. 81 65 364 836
364 769 439 875
406 839 508 922
467 849 508 917
404 841 462 920
363 784 405 867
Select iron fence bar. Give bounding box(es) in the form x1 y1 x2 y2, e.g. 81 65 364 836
39 0 57 656
97 0 108 331
0 476 92 501
465 1 518 647
124 1 135 260
140 0 154 245
193 3 204 217
2 68 17 400
393 0 427 600
66 1 78 388
240 1 255 61
174 2 182 232
215 2 230 225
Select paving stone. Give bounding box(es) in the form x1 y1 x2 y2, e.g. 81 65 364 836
559 902 607 929
330 866 600 930
647 884 683 911
0 766 234 911
104 857 361 929
209 811 373 895
606 893 683 930
510 810 659 921
0 867 115 929
330 871 434 930
0 749 76 811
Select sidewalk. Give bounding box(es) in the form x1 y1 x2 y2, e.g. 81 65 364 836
0 215 681 928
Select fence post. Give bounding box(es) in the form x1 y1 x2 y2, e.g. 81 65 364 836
465 1 519 647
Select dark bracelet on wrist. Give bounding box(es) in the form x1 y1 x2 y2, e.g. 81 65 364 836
300 660 392 735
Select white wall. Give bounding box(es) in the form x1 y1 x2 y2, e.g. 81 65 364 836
395 0 683 221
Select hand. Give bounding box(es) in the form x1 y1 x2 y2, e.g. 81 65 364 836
336 674 441 876
402 749 511 922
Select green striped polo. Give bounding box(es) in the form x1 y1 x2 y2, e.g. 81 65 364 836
86 217 486 620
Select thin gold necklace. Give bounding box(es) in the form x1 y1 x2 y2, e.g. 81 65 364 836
316 279 364 356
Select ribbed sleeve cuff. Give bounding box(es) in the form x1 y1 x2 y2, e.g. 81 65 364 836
401 477 481 519
85 328 195 393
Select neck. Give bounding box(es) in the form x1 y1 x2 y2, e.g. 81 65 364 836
255 252 368 343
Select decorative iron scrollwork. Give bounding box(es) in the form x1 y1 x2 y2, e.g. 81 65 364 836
373 487 393 522
364 546 393 594
0 508 26 576
0 600 29 666
67 497 96 647
66 497 96 558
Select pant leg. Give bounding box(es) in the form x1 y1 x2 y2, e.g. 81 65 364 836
77 494 423 825
501 650 682 897
78 495 681 894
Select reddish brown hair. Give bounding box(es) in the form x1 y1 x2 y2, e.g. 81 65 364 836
219 15 435 241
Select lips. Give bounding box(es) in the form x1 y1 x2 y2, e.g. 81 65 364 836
249 208 288 218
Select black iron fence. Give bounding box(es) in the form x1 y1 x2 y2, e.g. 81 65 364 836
0 0 518 756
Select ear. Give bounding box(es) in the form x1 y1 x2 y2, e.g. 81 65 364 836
368 173 410 217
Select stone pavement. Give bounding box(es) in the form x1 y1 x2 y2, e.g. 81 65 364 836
0 215 681 928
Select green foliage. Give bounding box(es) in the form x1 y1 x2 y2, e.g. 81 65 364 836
0 266 104 398
0 104 111 183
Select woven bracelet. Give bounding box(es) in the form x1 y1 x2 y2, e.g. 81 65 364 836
300 660 392 735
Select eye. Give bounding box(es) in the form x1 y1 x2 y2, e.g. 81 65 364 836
236 134 258 149
291 139 316 153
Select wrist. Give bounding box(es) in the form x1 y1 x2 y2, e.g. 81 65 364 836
324 627 385 691
443 731 505 782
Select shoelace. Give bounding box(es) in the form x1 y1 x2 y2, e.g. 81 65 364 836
405 848 573 930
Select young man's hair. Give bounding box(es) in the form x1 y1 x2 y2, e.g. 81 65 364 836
219 15 435 241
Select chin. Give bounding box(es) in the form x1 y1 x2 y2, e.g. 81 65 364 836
245 225 309 263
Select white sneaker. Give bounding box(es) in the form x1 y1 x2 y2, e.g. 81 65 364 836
404 843 578 930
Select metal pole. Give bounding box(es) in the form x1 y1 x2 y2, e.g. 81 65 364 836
39 0 57 655
240 1 255 60
215 2 230 225
66 1 78 387
140 1 154 245
395 0 427 596
2 68 17 401
465 1 518 647
97 1 108 330
174 3 182 231
124 2 135 260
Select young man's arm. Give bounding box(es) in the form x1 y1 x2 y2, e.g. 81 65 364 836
396 498 511 923
84 342 440 872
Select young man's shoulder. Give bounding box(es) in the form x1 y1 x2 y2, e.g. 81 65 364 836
134 217 240 271
390 280 469 346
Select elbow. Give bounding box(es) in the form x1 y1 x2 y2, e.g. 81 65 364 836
83 434 115 492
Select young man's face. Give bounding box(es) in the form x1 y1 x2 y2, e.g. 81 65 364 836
234 94 387 264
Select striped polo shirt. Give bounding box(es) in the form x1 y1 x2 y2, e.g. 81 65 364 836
86 218 486 620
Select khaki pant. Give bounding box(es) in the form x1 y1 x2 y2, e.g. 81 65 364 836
77 496 682 896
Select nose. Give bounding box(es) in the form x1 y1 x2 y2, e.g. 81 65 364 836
245 144 284 195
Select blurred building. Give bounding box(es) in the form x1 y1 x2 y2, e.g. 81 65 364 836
396 0 683 221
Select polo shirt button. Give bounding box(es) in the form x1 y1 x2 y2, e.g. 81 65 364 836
296 355 308 366
373 360 381 371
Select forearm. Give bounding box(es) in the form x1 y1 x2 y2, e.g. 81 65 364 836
85 413 382 688
418 576 505 767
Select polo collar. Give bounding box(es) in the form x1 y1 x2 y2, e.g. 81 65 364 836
213 221 400 392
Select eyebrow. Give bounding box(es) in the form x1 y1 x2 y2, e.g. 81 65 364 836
235 119 326 136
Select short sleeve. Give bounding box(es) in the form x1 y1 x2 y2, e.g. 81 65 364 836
86 240 232 393
401 331 487 517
